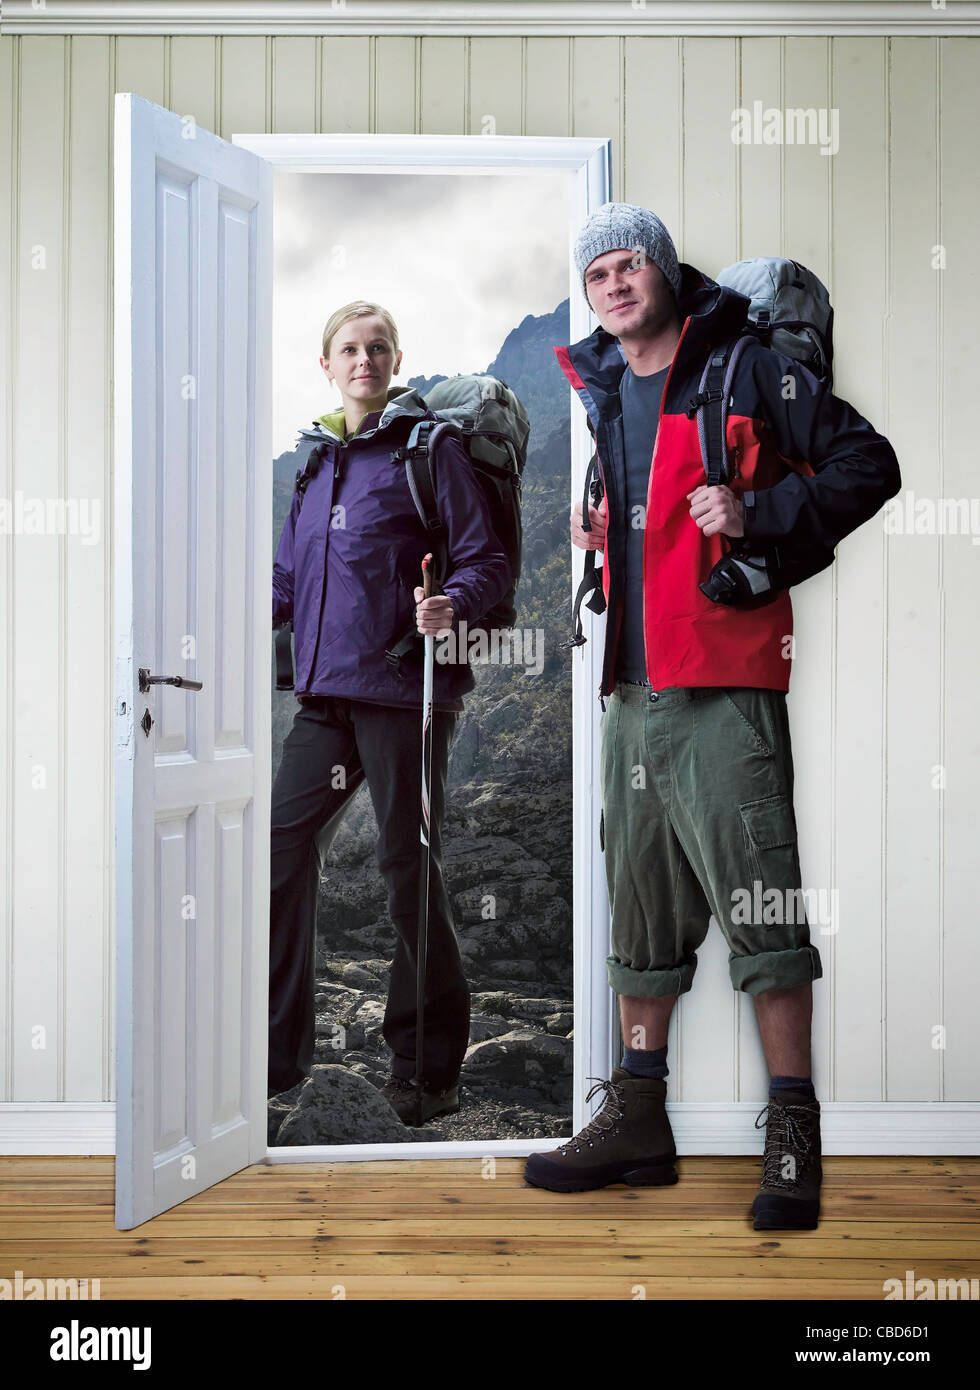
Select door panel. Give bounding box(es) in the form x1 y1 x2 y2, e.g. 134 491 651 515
113 92 272 1228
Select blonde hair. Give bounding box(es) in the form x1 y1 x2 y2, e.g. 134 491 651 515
321 301 400 360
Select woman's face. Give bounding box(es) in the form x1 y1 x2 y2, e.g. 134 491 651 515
320 314 402 409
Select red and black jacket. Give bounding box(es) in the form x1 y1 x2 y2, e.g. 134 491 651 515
555 262 901 700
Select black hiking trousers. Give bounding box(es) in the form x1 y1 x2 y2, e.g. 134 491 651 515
268 694 469 1096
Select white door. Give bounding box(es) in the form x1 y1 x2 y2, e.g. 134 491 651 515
113 92 273 1229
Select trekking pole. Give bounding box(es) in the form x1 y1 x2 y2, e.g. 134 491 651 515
414 553 436 1126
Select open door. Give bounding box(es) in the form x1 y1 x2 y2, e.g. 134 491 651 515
113 92 273 1228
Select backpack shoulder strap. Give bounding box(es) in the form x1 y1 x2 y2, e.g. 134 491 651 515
384 418 462 677
293 439 329 514
392 419 463 588
686 334 742 487
563 443 606 649
276 438 330 691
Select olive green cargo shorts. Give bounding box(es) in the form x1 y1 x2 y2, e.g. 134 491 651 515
599 682 823 998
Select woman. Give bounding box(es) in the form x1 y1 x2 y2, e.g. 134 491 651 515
269 300 510 1126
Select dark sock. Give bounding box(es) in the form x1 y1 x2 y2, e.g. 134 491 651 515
769 1073 816 1102
620 1044 668 1079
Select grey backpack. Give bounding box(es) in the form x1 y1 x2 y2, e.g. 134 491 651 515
691 256 835 489
383 373 530 676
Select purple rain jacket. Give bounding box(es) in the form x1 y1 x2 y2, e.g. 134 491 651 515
272 385 511 711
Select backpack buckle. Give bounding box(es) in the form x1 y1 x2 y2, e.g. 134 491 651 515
686 388 724 419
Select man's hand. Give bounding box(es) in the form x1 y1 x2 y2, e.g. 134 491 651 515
414 588 455 636
687 484 745 538
571 495 607 550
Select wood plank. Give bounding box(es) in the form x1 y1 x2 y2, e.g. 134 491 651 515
3 1168 979 1192
3 1215 976 1239
3 1235 977 1260
53 1275 954 1299
3 1155 977 1176
6 1253 979 1280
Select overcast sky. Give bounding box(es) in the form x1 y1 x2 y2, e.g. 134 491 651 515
272 169 570 456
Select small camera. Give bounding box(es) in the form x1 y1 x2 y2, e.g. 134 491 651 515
699 546 779 608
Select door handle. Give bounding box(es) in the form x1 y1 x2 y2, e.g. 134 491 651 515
138 667 203 692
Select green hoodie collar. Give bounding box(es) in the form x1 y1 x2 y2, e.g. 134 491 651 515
306 384 425 445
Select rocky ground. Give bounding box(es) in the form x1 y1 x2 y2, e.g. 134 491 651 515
269 751 576 1147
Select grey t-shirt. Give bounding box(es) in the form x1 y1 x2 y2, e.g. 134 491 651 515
615 362 669 682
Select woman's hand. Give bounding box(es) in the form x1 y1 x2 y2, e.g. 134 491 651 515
414 588 455 636
571 495 607 550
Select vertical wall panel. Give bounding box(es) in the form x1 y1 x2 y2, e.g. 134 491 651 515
375 37 417 133
828 37 890 1102
115 37 167 107
885 39 942 1101
0 33 14 1098
12 37 67 1102
217 38 268 141
64 35 113 1100
470 38 523 136
737 37 783 257
935 38 979 1101
525 38 570 137
320 37 373 133
571 38 621 195
170 36 216 134
420 38 466 134
272 38 317 134
623 38 682 238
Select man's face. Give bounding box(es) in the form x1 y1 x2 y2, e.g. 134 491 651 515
584 248 677 340
320 313 402 402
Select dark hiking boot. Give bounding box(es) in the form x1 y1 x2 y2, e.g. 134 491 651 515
380 1075 460 1126
752 1090 823 1230
523 1069 678 1193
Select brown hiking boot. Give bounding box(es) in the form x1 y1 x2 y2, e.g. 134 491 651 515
523 1068 678 1193
379 1075 460 1127
752 1089 822 1230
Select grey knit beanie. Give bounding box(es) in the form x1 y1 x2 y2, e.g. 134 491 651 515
573 202 682 303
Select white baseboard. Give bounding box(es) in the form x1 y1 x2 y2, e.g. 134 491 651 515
0 1105 117 1155
2 1101 978 1157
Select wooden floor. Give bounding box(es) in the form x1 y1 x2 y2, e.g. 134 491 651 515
2 1155 979 1300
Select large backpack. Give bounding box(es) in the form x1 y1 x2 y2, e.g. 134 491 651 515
567 256 836 644
274 375 529 690
383 373 530 676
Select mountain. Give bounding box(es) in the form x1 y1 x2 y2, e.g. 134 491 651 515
484 299 570 448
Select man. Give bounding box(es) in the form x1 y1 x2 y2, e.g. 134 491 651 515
524 203 900 1229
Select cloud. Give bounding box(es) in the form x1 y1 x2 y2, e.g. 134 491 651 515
273 170 569 455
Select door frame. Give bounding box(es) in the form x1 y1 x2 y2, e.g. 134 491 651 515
236 131 614 1162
